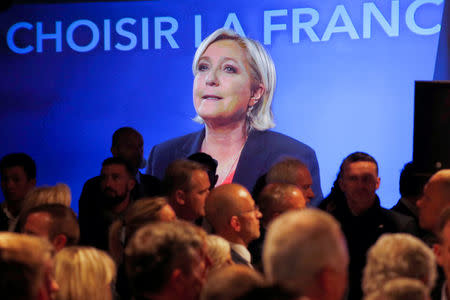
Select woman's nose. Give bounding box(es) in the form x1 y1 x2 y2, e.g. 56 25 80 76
205 69 219 86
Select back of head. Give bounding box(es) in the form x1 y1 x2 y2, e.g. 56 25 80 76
206 234 232 273
21 183 71 214
263 209 347 295
266 158 307 186
111 127 142 149
258 183 306 227
0 232 53 300
364 278 429 300
163 159 206 195
109 196 173 263
399 162 429 198
0 152 36 180
125 220 206 298
188 152 218 189
362 233 436 296
19 203 80 247
200 264 264 300
54 246 116 300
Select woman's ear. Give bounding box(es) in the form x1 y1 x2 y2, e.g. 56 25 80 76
249 83 265 107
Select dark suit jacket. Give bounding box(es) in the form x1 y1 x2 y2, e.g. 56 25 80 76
78 172 160 250
326 196 418 300
147 129 323 205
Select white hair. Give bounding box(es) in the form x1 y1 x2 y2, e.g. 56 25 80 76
263 209 347 294
362 233 436 297
192 28 276 131
364 278 429 300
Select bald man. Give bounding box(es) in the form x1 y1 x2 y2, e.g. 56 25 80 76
417 169 450 235
249 183 307 271
205 184 262 268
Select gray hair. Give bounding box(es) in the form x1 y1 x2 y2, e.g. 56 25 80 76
192 28 276 131
364 278 429 300
362 233 436 297
125 220 206 297
263 209 347 294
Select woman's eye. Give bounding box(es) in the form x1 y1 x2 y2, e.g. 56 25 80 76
224 65 237 73
198 64 208 71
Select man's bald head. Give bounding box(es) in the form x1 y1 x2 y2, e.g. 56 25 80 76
417 169 450 233
258 183 306 228
205 184 261 246
206 184 253 230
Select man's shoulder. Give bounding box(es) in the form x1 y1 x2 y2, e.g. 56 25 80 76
380 206 418 234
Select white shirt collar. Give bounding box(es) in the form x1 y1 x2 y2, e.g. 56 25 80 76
442 281 449 300
229 242 252 264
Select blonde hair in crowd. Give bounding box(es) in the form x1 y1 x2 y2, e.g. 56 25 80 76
0 233 53 300
54 246 116 300
22 183 71 213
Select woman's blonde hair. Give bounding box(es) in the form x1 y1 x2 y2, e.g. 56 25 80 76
192 28 276 131
21 183 71 213
54 246 116 300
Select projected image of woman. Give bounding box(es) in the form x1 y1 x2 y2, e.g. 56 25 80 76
147 28 323 204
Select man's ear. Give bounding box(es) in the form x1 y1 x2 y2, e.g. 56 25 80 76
230 216 241 232
375 177 381 190
111 146 118 157
128 178 136 191
338 178 345 192
52 234 67 252
434 243 444 266
175 190 186 205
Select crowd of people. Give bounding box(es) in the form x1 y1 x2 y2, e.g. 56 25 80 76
1 28 449 300
1 126 449 300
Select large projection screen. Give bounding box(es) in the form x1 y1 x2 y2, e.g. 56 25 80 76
0 0 447 212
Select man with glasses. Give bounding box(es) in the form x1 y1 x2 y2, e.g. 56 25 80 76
205 184 262 268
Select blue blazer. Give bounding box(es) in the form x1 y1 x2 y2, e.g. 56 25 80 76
147 129 323 205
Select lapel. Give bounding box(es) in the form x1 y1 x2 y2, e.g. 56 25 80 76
176 129 205 159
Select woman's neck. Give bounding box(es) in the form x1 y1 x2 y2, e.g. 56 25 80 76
202 119 247 151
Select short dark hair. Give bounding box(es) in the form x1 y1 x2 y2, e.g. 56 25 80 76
19 204 80 246
102 157 135 177
111 127 142 148
162 159 207 195
399 162 429 197
339 152 378 179
0 153 36 180
125 220 206 297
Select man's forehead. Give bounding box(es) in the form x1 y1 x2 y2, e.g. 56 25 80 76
1 165 27 176
344 161 378 174
118 132 143 144
101 164 128 174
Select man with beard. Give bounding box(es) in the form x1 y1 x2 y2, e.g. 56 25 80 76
79 157 135 250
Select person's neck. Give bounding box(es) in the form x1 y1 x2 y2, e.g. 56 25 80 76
220 231 247 247
113 196 130 214
5 201 20 218
203 119 247 151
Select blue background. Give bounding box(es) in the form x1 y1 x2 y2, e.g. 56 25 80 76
0 0 447 212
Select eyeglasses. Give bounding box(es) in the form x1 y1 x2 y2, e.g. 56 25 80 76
239 205 260 216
